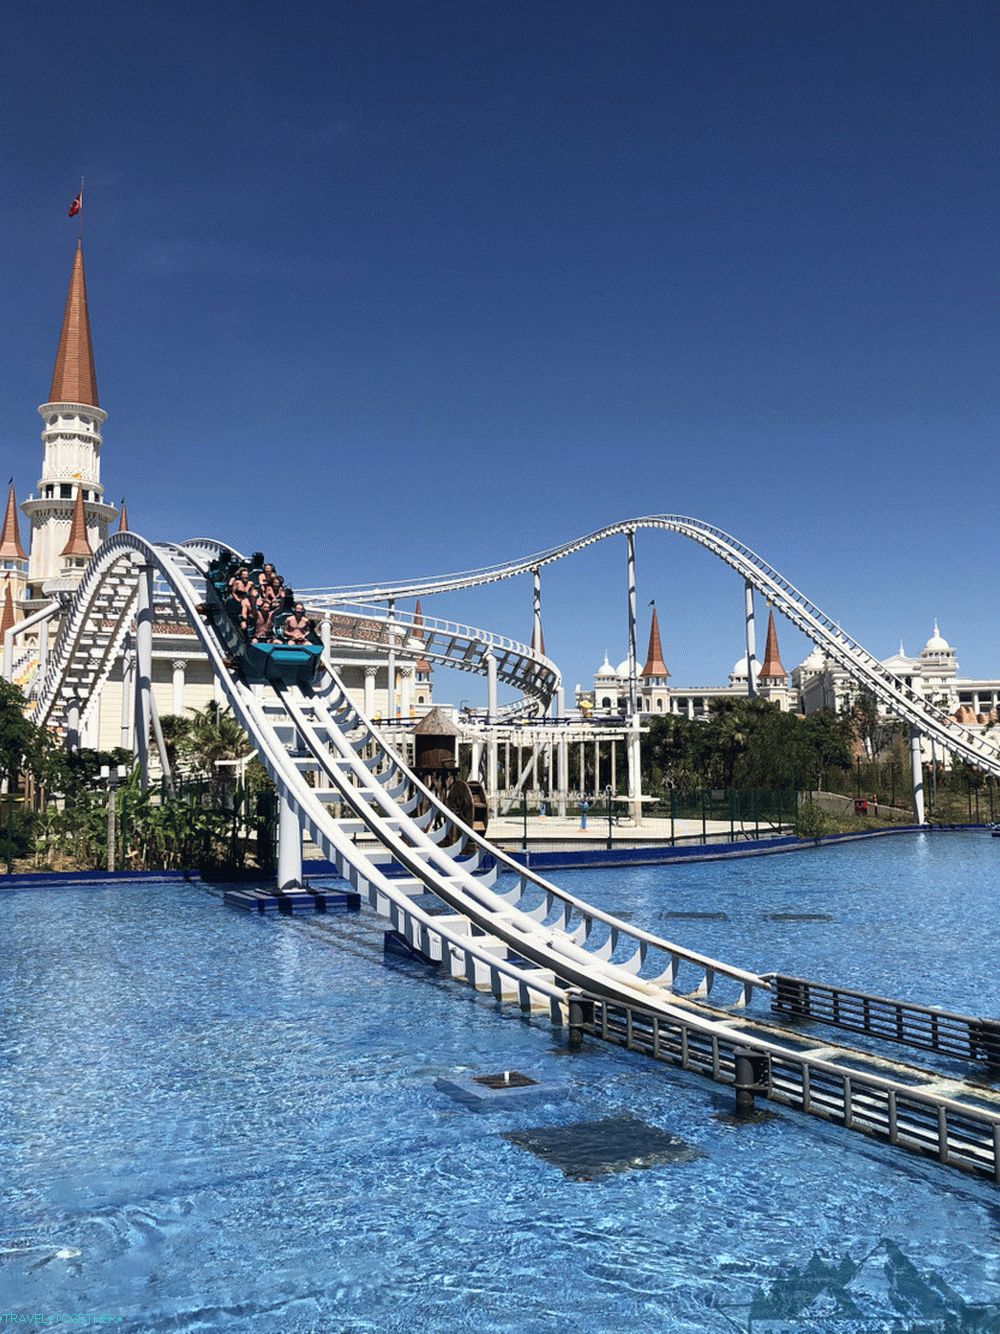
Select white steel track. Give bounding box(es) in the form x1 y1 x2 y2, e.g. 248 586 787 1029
303 515 1000 779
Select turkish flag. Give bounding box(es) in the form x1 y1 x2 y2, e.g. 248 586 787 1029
68 192 82 217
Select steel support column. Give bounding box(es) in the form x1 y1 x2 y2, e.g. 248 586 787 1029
134 563 155 790
277 788 303 890
910 728 925 824
744 579 758 699
626 530 638 718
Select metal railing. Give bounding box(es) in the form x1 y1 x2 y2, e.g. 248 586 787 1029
577 993 1000 1184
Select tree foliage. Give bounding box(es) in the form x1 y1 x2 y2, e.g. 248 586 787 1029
642 698 853 793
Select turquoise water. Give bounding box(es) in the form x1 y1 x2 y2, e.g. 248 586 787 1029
1 833 999 1331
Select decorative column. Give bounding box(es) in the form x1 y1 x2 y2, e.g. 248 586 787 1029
557 733 569 816
171 658 186 716
910 727 925 825
364 665 377 717
744 580 758 699
593 738 600 791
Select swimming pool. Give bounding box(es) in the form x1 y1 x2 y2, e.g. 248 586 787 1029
2 833 999 1330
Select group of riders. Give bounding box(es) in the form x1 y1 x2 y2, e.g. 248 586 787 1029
223 559 316 646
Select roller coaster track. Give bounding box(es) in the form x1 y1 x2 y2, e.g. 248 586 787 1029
303 514 1000 780
29 533 1000 1181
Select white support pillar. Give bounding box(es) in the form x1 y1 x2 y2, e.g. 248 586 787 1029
364 665 377 717
277 788 303 890
120 641 134 751
628 717 643 824
134 563 155 791
1 627 12 681
386 598 397 718
610 738 617 791
486 650 498 721
470 740 483 782
38 615 49 680
626 530 638 718
320 615 331 654
910 727 925 825
578 739 585 796
171 658 186 716
744 579 758 699
532 568 542 656
593 738 600 791
66 700 81 752
557 733 569 816
400 665 413 719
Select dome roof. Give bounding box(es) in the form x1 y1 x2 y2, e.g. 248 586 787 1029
616 659 631 678
595 653 617 679
730 655 762 679
922 620 951 655
798 644 825 672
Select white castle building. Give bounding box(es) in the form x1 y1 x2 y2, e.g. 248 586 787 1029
577 603 1000 745
1 241 433 750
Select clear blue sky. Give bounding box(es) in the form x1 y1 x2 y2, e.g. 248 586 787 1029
2 1 997 701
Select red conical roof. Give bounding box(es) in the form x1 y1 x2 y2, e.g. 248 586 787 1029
641 604 669 678
0 582 15 638
49 241 99 407
117 497 128 532
0 481 26 560
759 609 787 680
61 485 93 558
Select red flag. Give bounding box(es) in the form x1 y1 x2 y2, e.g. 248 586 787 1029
68 192 82 217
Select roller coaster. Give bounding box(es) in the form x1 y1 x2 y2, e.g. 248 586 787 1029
15 519 1000 1183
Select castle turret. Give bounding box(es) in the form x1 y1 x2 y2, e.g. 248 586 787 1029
22 241 117 602
0 481 28 624
758 609 788 685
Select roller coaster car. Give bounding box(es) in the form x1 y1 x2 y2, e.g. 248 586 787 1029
203 550 323 687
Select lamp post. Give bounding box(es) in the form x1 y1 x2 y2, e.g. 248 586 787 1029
100 764 128 872
605 784 613 851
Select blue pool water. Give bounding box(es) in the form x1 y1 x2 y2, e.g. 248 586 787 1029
2 833 1000 1331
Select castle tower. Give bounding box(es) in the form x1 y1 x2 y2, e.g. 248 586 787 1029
638 603 670 713
0 481 28 624
22 241 117 604
757 609 790 705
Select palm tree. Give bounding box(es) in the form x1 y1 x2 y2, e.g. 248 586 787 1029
178 702 252 797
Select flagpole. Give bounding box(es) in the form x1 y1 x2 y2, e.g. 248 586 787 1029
77 176 84 243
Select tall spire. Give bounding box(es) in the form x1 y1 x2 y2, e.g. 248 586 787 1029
49 241 99 406
61 485 93 558
0 583 14 638
759 608 787 681
0 481 26 560
412 598 431 674
641 604 668 678
117 497 128 532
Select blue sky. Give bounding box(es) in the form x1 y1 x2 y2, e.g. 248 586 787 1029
2 1 998 701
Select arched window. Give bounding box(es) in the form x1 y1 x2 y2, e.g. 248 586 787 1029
601 696 612 709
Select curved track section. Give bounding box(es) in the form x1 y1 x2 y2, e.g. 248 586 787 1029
305 515 1000 778
315 601 558 715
